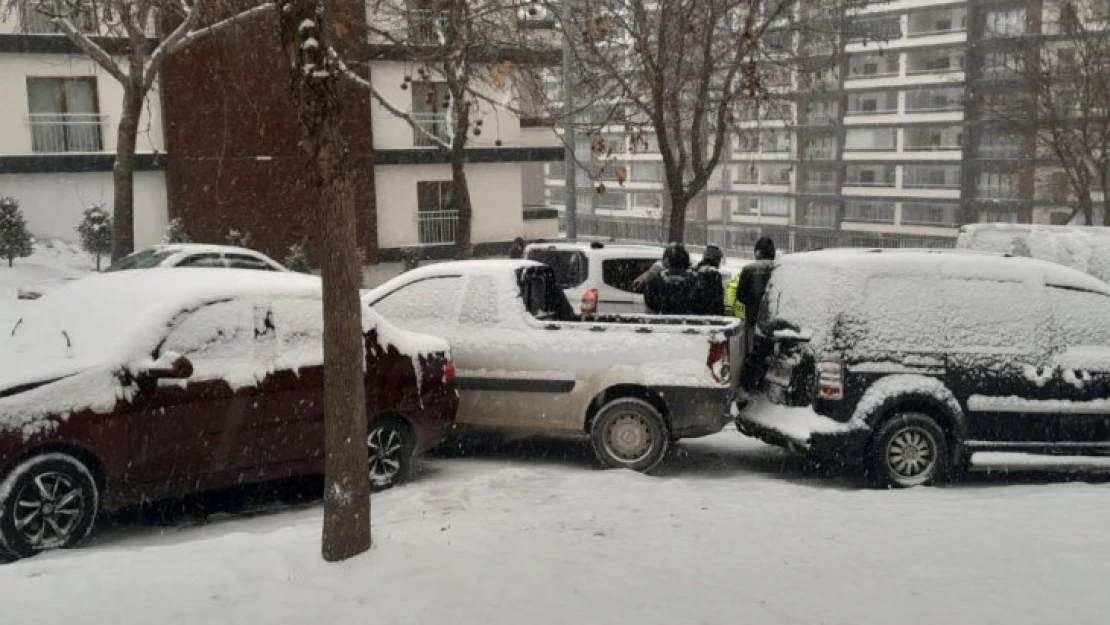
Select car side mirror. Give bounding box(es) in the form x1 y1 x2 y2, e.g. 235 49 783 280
143 353 194 380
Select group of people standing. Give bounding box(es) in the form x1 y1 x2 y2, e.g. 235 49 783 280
635 237 777 324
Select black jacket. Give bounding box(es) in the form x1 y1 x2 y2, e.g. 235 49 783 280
690 263 725 316
737 259 775 322
644 268 700 315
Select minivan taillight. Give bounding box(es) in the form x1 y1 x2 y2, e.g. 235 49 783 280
816 360 842 400
581 287 599 315
707 338 730 384
444 360 457 386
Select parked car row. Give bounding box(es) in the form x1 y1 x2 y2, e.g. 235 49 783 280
0 258 740 558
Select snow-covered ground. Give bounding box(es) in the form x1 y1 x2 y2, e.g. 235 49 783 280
0 240 94 331
3 431 1110 625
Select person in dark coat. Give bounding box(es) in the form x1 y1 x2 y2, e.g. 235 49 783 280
644 243 700 315
737 237 777 391
508 237 526 259
690 244 725 315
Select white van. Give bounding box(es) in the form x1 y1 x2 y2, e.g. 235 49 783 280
524 242 663 314
956 223 1110 284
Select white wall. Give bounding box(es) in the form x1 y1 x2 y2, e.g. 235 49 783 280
375 163 524 247
0 54 163 155
370 61 522 150
0 171 167 246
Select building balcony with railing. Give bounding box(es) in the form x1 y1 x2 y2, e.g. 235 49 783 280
26 113 106 153
906 48 965 76
411 112 451 147
907 8 967 38
17 1 98 35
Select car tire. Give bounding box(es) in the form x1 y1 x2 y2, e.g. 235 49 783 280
867 413 949 488
0 453 99 559
368 417 415 490
590 398 669 473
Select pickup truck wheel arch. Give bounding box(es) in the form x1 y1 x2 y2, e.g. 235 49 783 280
584 385 670 435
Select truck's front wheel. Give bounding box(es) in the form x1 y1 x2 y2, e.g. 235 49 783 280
590 398 669 473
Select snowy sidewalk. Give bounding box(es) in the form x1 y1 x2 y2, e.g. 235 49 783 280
3 432 1110 625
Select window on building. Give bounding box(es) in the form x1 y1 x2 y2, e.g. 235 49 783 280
979 130 1022 158
26 77 101 153
847 91 899 115
902 202 959 226
630 163 662 183
547 186 566 206
416 181 458 243
411 81 450 146
904 125 962 150
903 165 961 189
844 200 896 223
593 190 627 210
799 202 838 227
760 195 791 216
761 164 792 184
844 128 897 151
978 171 1022 199
845 164 896 187
847 16 902 42
802 168 838 193
904 87 963 112
20 1 96 34
985 9 1026 37
736 163 759 184
979 209 1018 223
983 51 1022 76
761 130 791 153
848 53 900 78
804 134 837 158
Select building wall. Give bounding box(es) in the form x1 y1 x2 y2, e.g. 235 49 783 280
375 163 525 248
0 171 167 245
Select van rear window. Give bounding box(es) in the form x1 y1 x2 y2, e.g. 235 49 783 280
602 258 657 293
525 250 588 289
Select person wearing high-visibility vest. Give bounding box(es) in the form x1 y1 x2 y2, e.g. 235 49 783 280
725 237 777 391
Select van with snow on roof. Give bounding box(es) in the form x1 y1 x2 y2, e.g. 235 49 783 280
734 249 1110 487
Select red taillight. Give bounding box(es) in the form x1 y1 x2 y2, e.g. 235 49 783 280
707 338 730 383
816 360 842 400
444 360 456 386
581 287 599 315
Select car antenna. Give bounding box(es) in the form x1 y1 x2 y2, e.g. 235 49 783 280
61 330 71 348
10 318 21 336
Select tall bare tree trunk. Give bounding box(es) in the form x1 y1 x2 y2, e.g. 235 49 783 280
111 83 143 261
666 189 687 244
278 0 371 562
450 154 473 259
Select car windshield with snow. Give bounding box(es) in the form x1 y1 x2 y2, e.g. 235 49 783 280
0 269 457 558
735 250 1110 487
364 259 740 472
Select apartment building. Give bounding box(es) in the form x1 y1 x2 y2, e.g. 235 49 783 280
0 4 561 262
546 0 1087 251
0 3 167 246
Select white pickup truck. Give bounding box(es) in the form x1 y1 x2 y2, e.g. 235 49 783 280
363 260 741 472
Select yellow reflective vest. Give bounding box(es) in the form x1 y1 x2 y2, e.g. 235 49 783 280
725 272 744 320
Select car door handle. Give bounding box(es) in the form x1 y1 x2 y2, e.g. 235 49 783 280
544 323 561 330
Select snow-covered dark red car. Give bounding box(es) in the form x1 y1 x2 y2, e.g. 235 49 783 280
0 269 457 559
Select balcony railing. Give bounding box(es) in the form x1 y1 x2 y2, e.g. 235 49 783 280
800 181 839 194
27 113 104 153
411 112 450 147
417 209 459 245
904 179 961 189
978 184 1021 199
409 9 451 45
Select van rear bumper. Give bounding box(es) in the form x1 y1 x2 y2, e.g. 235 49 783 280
733 401 871 463
657 386 732 438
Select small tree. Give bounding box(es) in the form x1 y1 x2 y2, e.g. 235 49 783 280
77 206 113 270
282 242 312 273
161 218 192 244
225 229 253 248
0 196 33 268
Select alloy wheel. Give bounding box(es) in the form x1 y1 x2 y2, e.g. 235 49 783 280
368 426 405 487
12 472 86 550
885 426 938 484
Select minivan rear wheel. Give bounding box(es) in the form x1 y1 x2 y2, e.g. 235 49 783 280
868 413 948 488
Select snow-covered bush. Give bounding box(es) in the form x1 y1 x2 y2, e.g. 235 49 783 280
76 206 113 271
225 229 253 248
283 243 312 273
162 218 191 244
0 196 33 267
